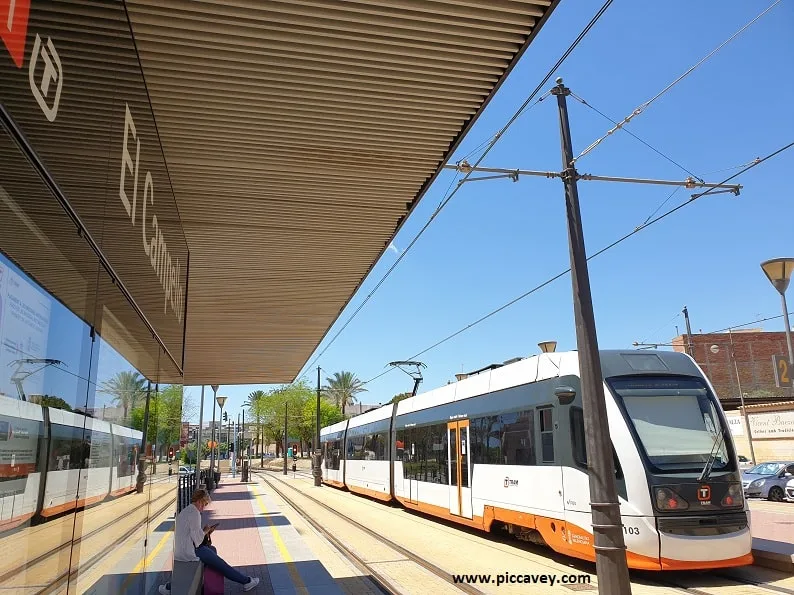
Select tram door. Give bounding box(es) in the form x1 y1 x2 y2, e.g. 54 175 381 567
447 420 472 519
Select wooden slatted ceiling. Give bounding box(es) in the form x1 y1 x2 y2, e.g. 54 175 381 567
124 0 558 384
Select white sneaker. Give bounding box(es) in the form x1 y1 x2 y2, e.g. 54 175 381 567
158 586 170 595
242 576 260 591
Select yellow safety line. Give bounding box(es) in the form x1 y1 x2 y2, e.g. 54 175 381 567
118 519 174 593
132 529 172 574
249 485 307 593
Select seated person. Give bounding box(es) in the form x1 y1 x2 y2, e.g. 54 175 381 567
159 488 259 593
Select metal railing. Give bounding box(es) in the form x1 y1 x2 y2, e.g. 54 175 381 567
178 469 204 513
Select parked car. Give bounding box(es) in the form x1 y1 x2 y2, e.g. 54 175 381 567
178 465 194 475
742 461 794 501
737 455 754 471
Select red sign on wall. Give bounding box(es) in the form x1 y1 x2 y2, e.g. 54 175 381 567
1 0 31 68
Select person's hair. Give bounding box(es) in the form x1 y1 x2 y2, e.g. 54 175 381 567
191 488 210 504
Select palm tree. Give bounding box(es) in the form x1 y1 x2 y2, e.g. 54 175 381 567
244 390 266 463
323 371 367 416
100 370 146 421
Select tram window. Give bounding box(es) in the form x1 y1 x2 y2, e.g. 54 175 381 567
470 411 534 466
502 410 535 465
347 434 365 460
363 432 386 460
471 415 499 465
571 407 587 467
570 407 623 479
89 431 112 468
323 438 342 470
49 424 85 470
539 408 554 463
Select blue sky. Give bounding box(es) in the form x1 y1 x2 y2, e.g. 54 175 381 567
185 0 794 423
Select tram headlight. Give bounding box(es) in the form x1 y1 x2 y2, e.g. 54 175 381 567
654 487 689 510
721 483 744 507
749 479 765 488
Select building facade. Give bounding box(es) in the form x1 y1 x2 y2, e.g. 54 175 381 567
672 330 791 408
726 402 794 464
1 3 187 592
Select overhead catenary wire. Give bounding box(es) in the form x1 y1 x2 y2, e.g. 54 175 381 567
638 310 682 345
569 92 702 182
571 0 782 165
298 0 616 379
363 140 794 387
709 312 794 335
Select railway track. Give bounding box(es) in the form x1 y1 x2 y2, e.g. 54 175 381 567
37 490 176 595
255 470 485 595
638 571 794 595
260 471 794 595
0 487 176 594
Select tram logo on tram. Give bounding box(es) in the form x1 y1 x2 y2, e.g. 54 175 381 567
698 485 712 504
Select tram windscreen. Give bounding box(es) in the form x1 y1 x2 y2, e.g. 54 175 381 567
608 376 731 472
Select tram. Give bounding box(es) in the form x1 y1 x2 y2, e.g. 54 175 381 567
0 394 142 531
320 350 753 571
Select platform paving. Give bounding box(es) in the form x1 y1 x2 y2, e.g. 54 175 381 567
85 473 380 594
748 500 794 573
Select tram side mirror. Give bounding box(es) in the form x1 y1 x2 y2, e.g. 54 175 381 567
554 386 577 405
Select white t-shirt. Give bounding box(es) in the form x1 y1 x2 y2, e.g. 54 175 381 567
173 503 206 562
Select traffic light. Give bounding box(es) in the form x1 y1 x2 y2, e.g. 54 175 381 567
223 411 228 422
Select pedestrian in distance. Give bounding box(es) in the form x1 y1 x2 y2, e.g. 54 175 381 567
159 488 259 593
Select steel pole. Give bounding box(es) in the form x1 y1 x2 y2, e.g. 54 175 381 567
209 386 217 489
728 330 756 464
219 405 224 465
781 293 794 366
283 402 288 475
196 385 205 487
683 306 694 357
136 381 152 493
552 78 631 595
314 366 322 486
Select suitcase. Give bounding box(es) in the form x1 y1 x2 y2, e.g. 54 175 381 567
203 566 225 595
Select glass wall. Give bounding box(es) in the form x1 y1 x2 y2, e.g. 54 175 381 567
0 3 188 593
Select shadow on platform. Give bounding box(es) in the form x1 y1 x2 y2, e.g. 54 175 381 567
85 560 376 595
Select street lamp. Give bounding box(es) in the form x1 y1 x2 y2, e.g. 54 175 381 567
208 385 219 489
217 395 228 471
761 258 794 366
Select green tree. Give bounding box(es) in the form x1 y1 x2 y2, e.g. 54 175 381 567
30 395 72 411
155 385 184 458
244 390 267 462
100 370 146 422
323 371 367 415
298 397 344 451
390 392 411 405
250 381 313 458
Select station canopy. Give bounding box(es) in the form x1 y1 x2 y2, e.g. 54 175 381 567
124 0 559 384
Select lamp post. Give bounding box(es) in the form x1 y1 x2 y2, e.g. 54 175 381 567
216 395 227 473
208 385 219 489
761 258 794 367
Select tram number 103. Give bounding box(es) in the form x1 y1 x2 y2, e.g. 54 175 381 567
623 526 640 535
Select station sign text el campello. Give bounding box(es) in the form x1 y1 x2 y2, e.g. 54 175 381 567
119 104 184 325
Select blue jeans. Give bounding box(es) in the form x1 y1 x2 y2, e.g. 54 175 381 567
166 545 250 589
